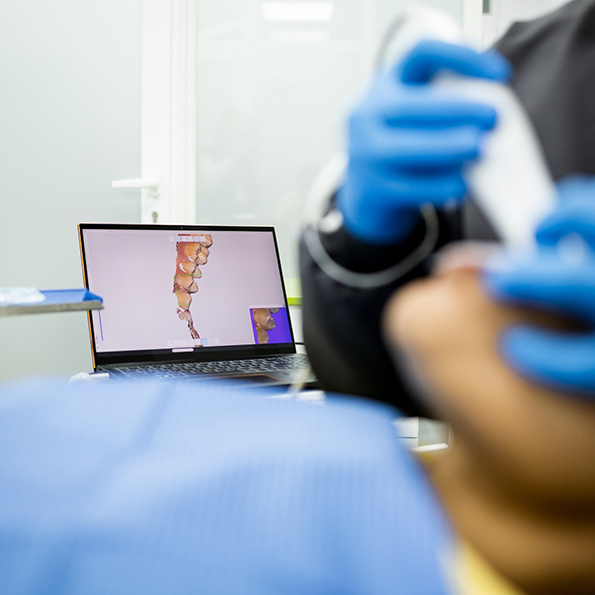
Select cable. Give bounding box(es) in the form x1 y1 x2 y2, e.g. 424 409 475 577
303 204 439 289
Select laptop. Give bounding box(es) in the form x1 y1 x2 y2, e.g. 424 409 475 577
78 223 312 386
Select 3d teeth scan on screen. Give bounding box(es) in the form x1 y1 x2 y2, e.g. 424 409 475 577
82 227 292 354
251 307 277 344
173 234 213 343
249 307 293 345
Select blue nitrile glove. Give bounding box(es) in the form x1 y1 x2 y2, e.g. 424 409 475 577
482 177 595 395
535 176 595 249
337 40 511 245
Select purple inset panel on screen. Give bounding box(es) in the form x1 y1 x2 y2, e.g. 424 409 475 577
251 307 292 344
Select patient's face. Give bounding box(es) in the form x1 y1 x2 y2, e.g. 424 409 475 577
383 249 595 506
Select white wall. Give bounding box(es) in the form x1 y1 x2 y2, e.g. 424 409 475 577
0 1 142 381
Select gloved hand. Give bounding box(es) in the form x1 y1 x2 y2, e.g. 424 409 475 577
482 176 595 395
337 40 511 245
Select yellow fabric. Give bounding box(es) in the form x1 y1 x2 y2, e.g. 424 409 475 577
453 543 527 595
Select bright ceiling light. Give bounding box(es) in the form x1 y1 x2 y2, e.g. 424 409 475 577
262 2 334 22
269 30 329 43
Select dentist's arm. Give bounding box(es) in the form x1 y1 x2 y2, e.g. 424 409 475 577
300 41 510 413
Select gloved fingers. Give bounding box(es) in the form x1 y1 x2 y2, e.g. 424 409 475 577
338 169 465 244
398 40 511 85
364 80 498 130
351 125 485 169
482 249 595 325
500 325 595 394
392 174 467 206
383 96 498 131
354 168 467 206
339 166 469 244
337 181 423 245
359 72 498 130
537 177 595 249
556 175 595 203
537 209 595 250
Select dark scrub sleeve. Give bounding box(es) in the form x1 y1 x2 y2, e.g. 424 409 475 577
300 208 460 417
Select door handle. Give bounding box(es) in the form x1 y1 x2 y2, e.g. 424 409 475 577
111 177 160 197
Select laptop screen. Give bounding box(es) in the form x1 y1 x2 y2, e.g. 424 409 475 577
79 224 295 368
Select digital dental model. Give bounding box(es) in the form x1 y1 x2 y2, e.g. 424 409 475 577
173 235 213 343
251 308 278 344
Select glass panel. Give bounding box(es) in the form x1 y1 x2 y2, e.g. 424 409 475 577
196 0 463 281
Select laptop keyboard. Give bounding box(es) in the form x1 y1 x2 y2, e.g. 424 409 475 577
104 354 310 379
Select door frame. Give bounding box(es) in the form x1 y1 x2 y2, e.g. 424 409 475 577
141 0 197 224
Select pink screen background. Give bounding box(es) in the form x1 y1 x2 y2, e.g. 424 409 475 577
83 229 287 353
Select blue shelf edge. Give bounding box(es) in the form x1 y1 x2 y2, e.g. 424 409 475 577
40 289 103 305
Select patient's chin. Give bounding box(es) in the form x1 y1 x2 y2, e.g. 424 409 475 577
382 266 529 429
